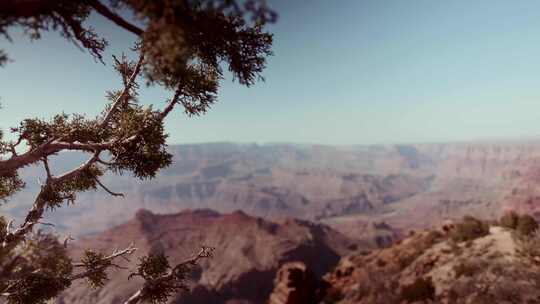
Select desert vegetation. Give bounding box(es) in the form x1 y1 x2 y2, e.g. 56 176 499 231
449 216 490 243
322 212 540 304
499 210 539 236
399 277 435 303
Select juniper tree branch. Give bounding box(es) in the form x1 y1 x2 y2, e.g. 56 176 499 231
123 247 215 304
157 85 183 121
0 142 62 175
53 152 100 183
42 157 52 180
0 52 142 175
0 136 137 176
0 0 143 35
0 54 147 177
87 0 144 36
100 53 144 128
97 157 114 166
0 0 57 17
0 56 179 249
1 152 100 249
70 244 137 281
0 57 182 252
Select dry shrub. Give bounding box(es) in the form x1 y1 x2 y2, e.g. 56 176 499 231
400 277 435 303
499 211 538 236
323 286 344 304
517 214 538 236
450 216 489 243
350 269 400 304
517 228 540 259
453 258 486 278
499 211 519 229
447 260 540 303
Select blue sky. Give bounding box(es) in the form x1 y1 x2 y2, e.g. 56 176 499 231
2 0 540 145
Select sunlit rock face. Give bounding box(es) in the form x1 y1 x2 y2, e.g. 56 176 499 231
324 223 540 304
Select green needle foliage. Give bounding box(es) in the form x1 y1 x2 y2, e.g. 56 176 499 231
133 254 179 304
0 1 274 303
81 250 113 288
0 227 73 304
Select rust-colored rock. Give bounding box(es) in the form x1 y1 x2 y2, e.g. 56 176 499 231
268 262 329 304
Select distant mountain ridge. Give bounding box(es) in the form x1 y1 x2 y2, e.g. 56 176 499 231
4 141 540 243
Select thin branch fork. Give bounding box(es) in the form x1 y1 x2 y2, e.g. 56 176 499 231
2 152 101 250
100 53 145 128
0 51 142 176
5 136 23 157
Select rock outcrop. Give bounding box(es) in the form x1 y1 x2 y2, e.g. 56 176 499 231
267 262 329 304
323 218 540 304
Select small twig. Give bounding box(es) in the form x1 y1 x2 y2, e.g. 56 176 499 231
5 220 13 234
100 53 144 128
42 157 53 180
6 136 23 157
63 234 75 248
97 157 114 166
111 263 129 270
1 220 13 246
95 178 124 197
36 221 55 227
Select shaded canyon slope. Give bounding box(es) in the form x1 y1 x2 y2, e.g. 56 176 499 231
58 209 354 304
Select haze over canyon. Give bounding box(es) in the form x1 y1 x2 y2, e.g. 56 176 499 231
3 140 540 243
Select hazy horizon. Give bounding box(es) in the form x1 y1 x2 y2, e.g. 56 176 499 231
2 0 540 145
132 134 540 148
